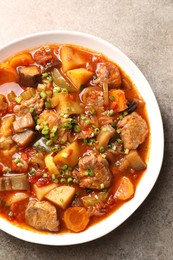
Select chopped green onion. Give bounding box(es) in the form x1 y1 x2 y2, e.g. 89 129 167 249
112 145 117 151
61 164 68 170
62 121 72 129
119 115 123 120
74 125 81 133
45 101 51 108
100 183 105 189
80 115 86 120
51 174 56 180
100 146 105 153
117 138 122 143
116 129 121 134
47 75 53 81
83 139 88 145
60 178 66 183
17 162 23 167
94 128 100 135
35 125 41 131
62 88 68 93
13 158 20 164
67 177 73 183
109 109 114 116
51 145 61 152
84 171 89 176
43 173 48 178
29 107 35 113
51 126 58 133
40 91 47 99
67 166 72 171
46 140 53 146
103 127 107 132
54 179 59 184
101 154 106 159
15 96 23 104
42 128 49 135
110 96 115 101
53 86 61 94
85 119 91 125
67 106 72 111
124 148 129 154
42 72 49 78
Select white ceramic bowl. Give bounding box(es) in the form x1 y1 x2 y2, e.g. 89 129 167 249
0 31 164 245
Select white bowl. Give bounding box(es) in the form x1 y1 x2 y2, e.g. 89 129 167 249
0 31 164 245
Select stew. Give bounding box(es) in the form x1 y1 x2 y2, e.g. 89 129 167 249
0 44 149 233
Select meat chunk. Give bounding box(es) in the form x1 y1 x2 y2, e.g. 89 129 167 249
14 92 44 116
19 65 42 87
96 62 122 88
12 130 35 146
25 200 60 232
39 110 68 144
13 113 34 133
0 174 30 191
82 87 105 114
72 153 112 190
117 112 148 149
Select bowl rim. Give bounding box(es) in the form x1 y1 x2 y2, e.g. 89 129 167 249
0 30 164 245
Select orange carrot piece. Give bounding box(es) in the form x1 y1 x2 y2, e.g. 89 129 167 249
9 53 33 68
64 207 90 233
109 89 128 112
0 63 18 85
115 176 134 200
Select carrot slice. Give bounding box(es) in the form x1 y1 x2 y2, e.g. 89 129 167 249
115 176 134 200
9 53 34 68
64 207 90 232
0 63 18 85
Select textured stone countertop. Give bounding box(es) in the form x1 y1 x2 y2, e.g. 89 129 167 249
0 1 172 259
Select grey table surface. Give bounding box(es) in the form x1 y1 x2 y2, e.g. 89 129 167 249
0 0 172 259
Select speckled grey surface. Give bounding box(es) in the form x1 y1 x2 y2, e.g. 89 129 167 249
0 0 173 259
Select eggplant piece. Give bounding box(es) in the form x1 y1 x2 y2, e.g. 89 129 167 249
12 130 35 146
0 174 30 191
13 112 35 133
118 150 146 172
19 65 42 87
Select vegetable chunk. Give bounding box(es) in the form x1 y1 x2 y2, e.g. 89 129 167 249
67 68 93 90
64 207 90 232
60 46 86 72
53 141 81 168
33 183 58 200
45 153 59 175
45 186 75 209
115 176 134 200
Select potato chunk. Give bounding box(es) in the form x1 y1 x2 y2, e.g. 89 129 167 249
45 153 59 175
50 93 83 115
53 141 81 168
67 68 93 90
45 186 75 209
33 183 58 200
60 46 86 72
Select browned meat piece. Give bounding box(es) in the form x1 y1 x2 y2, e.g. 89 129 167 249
19 65 42 87
117 112 148 149
0 174 30 191
39 110 68 144
0 137 14 149
81 87 105 114
13 113 34 133
72 153 112 190
25 200 60 232
12 130 35 146
14 92 44 116
96 62 122 88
